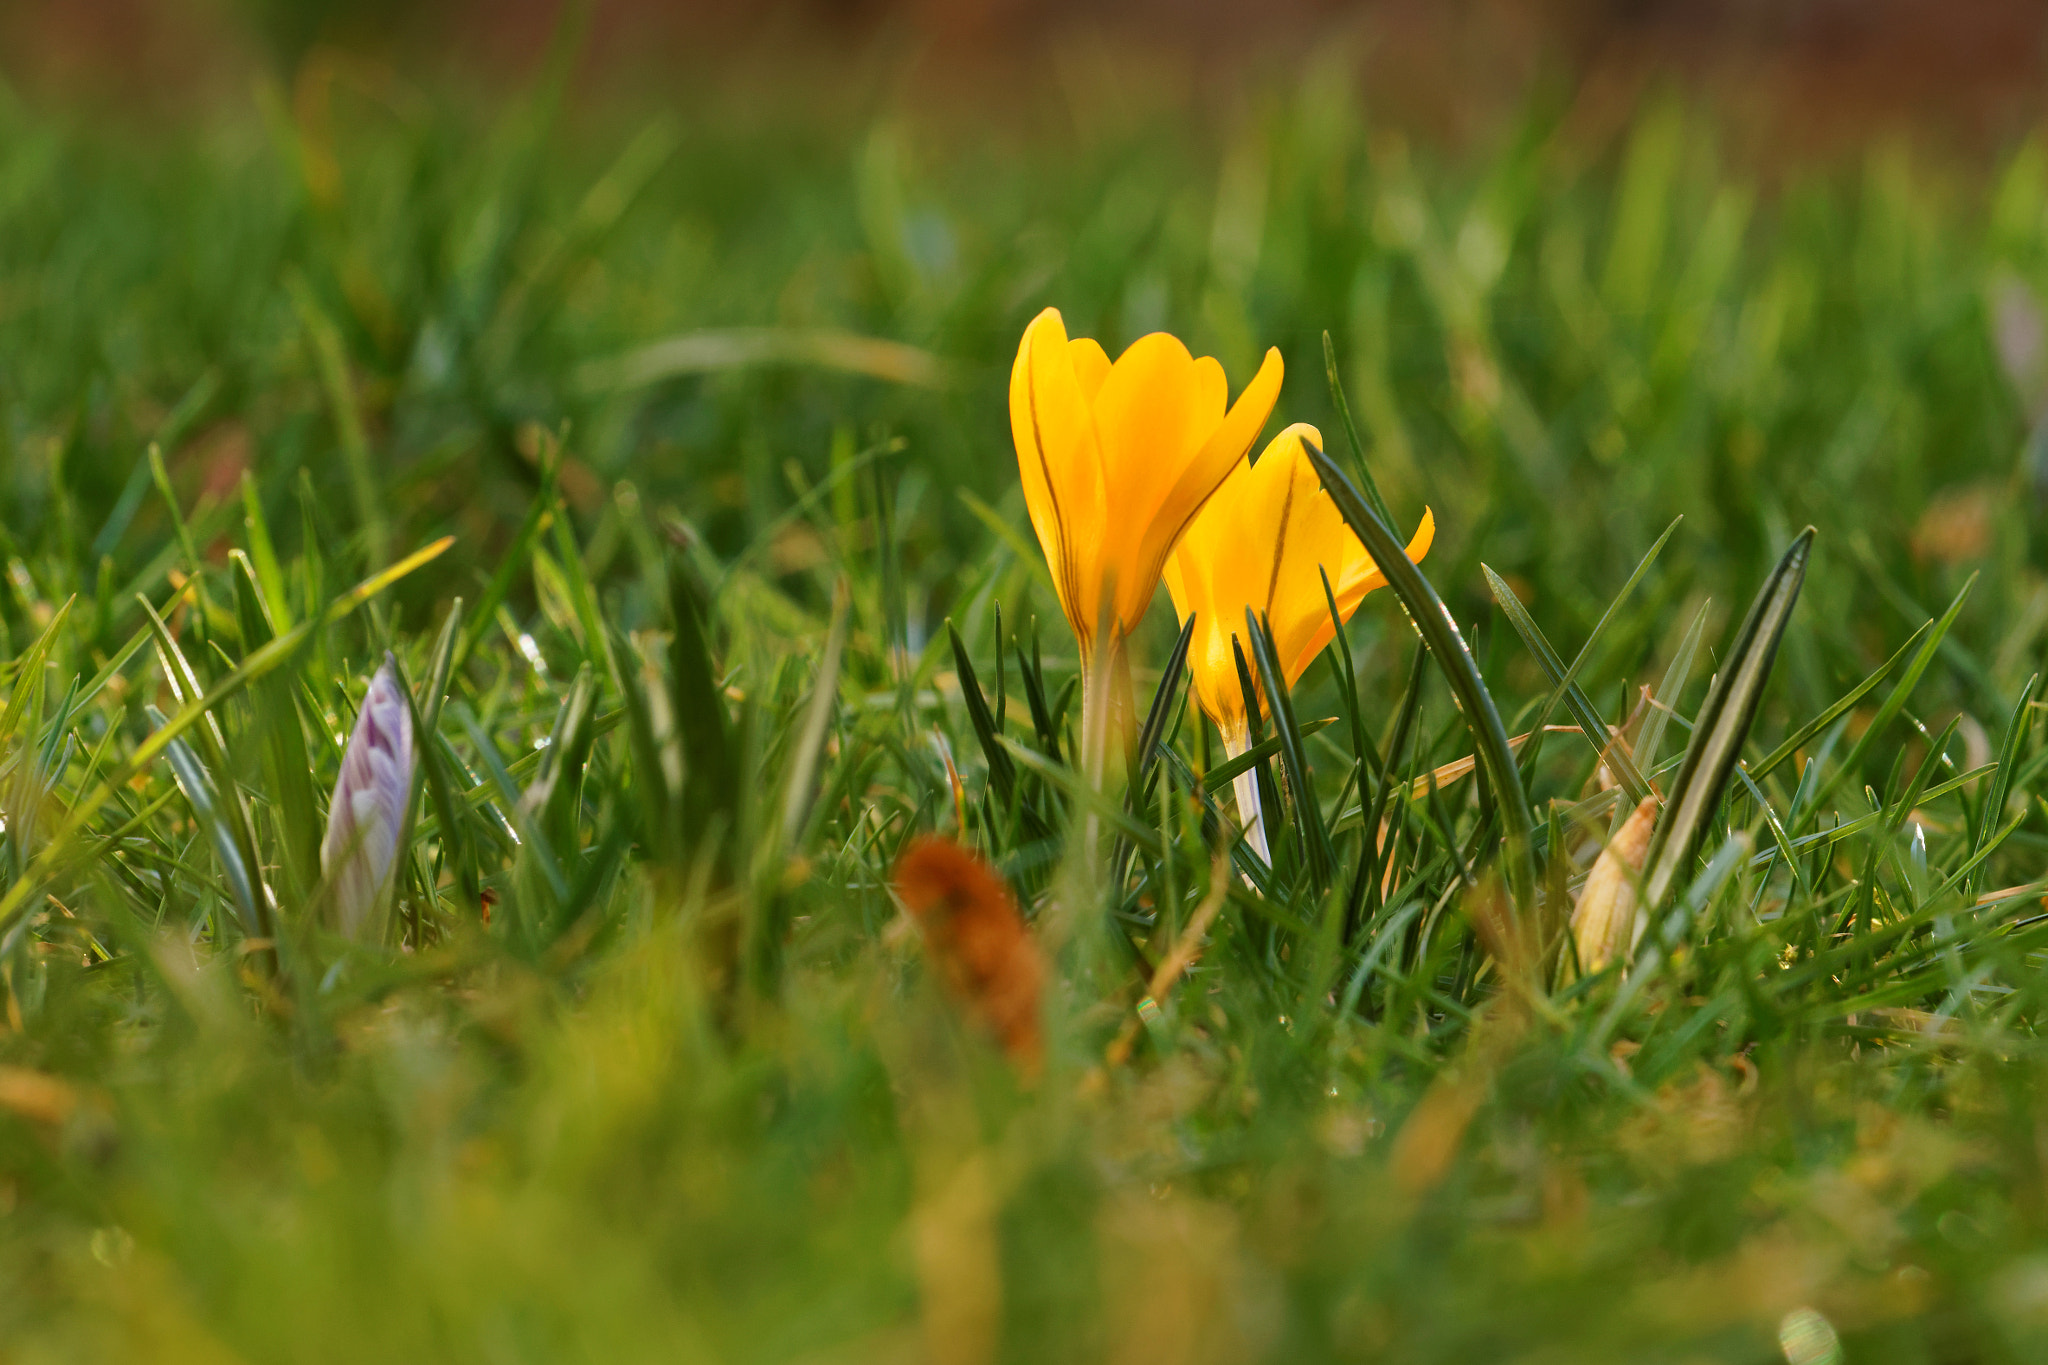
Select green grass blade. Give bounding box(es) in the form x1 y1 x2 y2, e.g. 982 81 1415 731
0 537 453 937
232 555 319 906
1969 673 2037 900
1643 528 1813 909
1246 607 1336 895
1305 438 1536 916
1749 618 1932 782
1800 574 1975 818
1321 331 1398 530
1482 512 1681 804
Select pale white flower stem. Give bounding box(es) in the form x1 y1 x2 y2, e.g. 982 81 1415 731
1220 727 1269 864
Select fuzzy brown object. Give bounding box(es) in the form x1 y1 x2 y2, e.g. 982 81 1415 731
892 837 1044 1072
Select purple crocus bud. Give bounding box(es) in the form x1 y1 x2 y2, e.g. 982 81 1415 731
321 654 415 939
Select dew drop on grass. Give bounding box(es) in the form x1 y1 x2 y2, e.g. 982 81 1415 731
1777 1308 1841 1365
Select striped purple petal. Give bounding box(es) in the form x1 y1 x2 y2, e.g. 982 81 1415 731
321 655 415 939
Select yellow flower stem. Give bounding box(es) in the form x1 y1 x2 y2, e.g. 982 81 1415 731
1219 723 1269 865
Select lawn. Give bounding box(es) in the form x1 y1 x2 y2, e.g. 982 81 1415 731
4 45 2048 1363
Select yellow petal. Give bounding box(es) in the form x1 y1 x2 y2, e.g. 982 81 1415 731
1088 335 1214 618
1283 506 1435 683
1009 308 1107 649
1118 345 1283 629
1068 336 1111 404
1166 457 1258 731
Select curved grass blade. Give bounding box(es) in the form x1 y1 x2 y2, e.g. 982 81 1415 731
1304 438 1536 914
1131 613 1195 800
1012 620 1064 765
0 537 454 938
0 596 75 751
142 596 272 943
1643 528 1814 909
152 708 267 944
1230 634 1284 871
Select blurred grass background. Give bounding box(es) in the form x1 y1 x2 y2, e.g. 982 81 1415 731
8 2 2048 1361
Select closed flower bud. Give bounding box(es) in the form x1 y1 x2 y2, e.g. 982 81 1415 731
322 654 415 940
1571 794 1658 975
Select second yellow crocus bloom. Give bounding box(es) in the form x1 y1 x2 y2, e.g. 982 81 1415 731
1164 423 1434 858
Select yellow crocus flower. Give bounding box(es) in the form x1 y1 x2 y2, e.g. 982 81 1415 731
1164 422 1434 856
1009 307 1284 670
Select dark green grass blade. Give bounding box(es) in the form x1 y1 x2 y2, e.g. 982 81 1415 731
142 597 272 942
1012 620 1063 765
409 601 477 912
1347 642 1429 942
1321 331 1398 529
1319 565 1384 785
1643 528 1814 908
1800 573 1974 819
1969 673 2037 900
0 538 453 937
1230 634 1285 873
1889 716 1961 840
1202 717 1339 792
948 619 1022 819
1111 614 1194 890
1304 438 1536 915
608 622 675 863
1749 618 1931 783
231 554 319 907
1247 607 1335 895
1482 514 1680 805
668 558 739 874
148 706 264 944
1131 613 1195 800
1635 598 1710 779
455 471 558 673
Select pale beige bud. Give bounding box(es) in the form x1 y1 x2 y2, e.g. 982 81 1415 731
1571 794 1658 975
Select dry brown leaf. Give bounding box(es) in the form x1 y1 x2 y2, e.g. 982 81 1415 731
0 1064 78 1126
893 836 1044 1073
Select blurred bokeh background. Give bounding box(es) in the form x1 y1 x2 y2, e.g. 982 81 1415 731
7 0 2048 697
7 0 2045 157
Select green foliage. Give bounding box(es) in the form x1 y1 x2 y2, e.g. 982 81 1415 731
4 57 2048 1361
